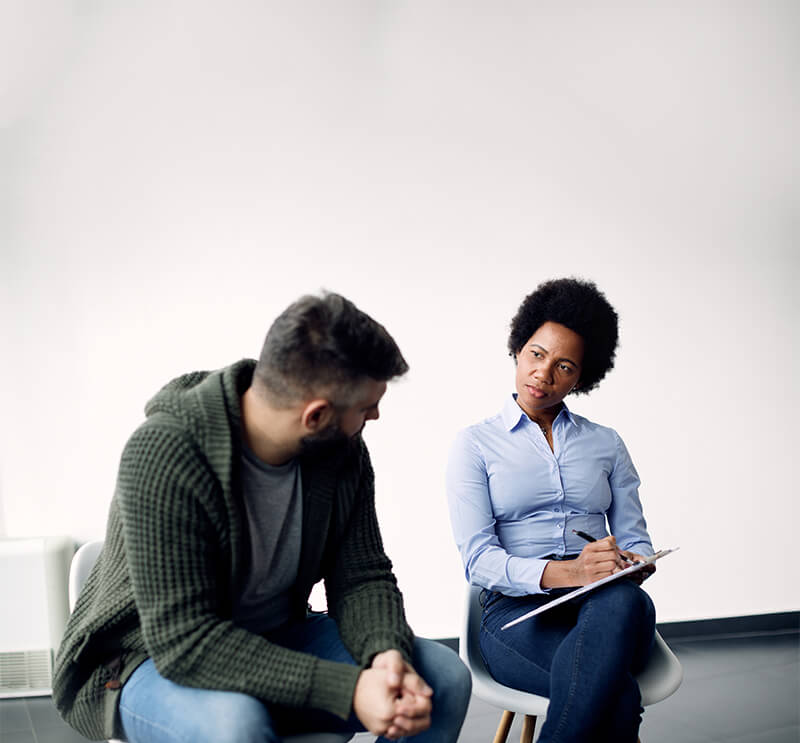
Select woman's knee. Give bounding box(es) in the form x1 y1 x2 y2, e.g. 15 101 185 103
630 584 656 638
595 581 655 627
590 582 656 669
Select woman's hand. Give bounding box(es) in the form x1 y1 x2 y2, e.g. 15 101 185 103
570 536 626 585
620 550 656 584
541 536 625 588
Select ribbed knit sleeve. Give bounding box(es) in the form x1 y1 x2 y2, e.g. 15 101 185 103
118 424 361 720
324 443 415 666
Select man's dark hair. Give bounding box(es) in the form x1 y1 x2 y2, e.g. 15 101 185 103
508 278 619 394
254 292 409 406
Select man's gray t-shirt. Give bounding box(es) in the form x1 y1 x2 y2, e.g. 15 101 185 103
233 444 303 634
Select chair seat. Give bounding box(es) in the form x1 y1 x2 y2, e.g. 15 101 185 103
637 632 683 706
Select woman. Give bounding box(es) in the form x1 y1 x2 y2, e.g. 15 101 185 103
446 278 656 743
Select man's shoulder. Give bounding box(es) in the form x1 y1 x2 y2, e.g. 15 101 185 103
124 359 254 474
143 360 253 427
119 417 212 491
118 386 238 501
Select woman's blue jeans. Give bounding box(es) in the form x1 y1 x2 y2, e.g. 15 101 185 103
118 613 471 743
480 579 656 743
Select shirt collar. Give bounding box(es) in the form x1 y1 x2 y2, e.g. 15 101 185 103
502 394 579 431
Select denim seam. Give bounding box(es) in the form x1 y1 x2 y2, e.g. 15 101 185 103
549 598 592 743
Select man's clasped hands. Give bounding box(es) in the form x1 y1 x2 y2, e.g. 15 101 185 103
354 649 433 740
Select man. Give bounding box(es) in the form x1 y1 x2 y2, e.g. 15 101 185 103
53 292 471 742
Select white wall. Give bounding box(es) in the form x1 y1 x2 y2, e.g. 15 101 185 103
1 1 797 636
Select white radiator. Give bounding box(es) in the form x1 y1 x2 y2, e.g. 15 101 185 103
0 536 73 697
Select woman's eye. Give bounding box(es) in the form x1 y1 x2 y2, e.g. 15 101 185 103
559 364 573 372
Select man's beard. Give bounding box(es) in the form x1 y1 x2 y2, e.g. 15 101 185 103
299 420 351 456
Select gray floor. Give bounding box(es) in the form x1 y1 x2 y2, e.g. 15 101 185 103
2 630 797 743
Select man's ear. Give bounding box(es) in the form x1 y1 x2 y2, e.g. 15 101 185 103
301 399 335 433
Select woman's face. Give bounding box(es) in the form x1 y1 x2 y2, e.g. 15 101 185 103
514 321 584 418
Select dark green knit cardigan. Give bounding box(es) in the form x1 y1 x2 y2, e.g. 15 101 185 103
53 360 414 740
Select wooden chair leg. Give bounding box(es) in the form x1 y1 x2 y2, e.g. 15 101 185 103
492 710 515 743
520 714 537 743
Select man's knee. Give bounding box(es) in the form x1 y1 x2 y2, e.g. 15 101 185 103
441 650 472 701
191 692 277 743
412 639 472 705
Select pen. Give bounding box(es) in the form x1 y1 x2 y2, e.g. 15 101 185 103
571 529 635 565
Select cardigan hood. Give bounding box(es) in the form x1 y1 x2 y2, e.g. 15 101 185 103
142 360 254 500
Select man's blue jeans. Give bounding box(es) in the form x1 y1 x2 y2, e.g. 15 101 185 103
119 613 471 743
480 580 656 743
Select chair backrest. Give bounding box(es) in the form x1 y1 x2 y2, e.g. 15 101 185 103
460 584 550 715
459 584 480 667
67 542 353 743
68 540 104 612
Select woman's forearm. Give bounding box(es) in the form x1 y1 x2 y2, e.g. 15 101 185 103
540 560 578 589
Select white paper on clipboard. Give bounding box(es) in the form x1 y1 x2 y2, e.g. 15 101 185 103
501 547 679 631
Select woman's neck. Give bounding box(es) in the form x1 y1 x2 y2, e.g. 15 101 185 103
523 401 563 427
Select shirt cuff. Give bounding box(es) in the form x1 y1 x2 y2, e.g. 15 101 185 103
622 542 654 557
506 555 550 595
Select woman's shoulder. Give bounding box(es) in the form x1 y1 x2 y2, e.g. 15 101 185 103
449 409 510 457
567 409 625 443
454 412 501 442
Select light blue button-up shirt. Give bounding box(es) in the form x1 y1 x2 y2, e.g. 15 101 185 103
446 395 653 596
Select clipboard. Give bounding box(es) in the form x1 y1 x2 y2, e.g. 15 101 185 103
501 547 679 630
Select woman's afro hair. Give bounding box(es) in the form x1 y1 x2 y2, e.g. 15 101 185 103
508 277 619 394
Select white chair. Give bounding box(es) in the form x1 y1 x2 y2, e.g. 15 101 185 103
69 541 353 743
460 584 683 743
68 541 104 612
